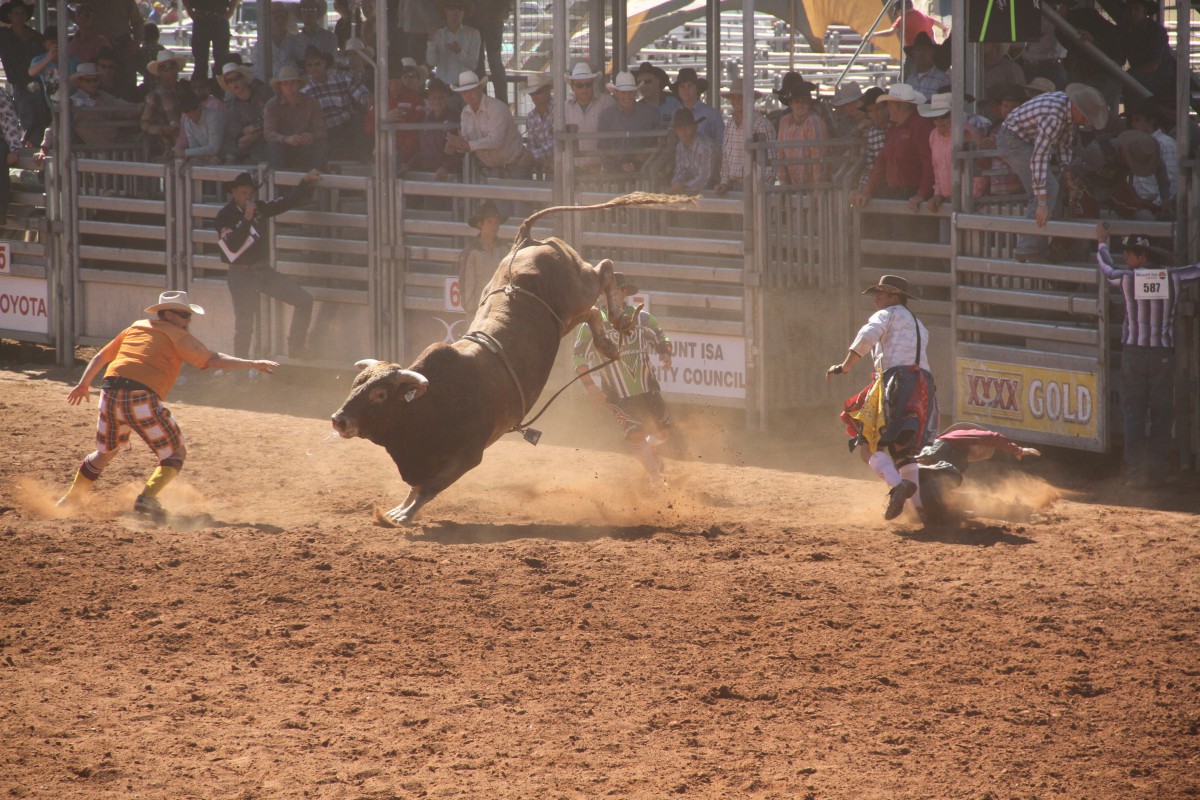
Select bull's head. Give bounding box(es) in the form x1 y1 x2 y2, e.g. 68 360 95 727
330 359 429 440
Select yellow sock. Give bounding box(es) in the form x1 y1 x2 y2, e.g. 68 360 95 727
141 466 179 499
60 470 95 503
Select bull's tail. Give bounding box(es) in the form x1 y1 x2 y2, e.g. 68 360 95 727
512 192 697 246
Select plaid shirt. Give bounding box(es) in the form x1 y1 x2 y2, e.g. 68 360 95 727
858 122 888 190
671 132 719 191
720 109 775 185
524 104 554 161
302 68 369 130
1001 92 1075 198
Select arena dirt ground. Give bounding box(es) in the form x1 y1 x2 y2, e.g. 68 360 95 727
2 350 1199 800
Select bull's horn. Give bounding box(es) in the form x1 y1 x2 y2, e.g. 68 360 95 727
397 369 429 399
354 358 382 370
596 258 614 272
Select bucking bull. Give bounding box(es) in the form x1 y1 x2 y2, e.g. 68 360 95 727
331 193 689 525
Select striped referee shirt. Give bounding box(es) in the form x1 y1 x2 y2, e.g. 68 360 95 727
1097 243 1200 349
1000 91 1075 198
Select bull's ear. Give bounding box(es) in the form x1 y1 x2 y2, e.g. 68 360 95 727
354 358 382 371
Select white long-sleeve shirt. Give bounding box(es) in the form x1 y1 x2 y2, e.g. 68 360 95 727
460 94 523 168
182 107 225 158
850 304 932 373
426 24 481 84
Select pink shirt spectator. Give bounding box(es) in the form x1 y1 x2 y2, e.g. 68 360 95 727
930 126 952 197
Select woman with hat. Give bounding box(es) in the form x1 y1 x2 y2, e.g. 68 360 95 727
139 50 188 152
776 75 827 186
827 273 939 523
215 169 322 360
457 200 506 318
1094 222 1200 488
670 66 722 150
57 290 280 519
0 0 49 143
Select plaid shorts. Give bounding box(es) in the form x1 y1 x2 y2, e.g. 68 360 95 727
96 388 185 461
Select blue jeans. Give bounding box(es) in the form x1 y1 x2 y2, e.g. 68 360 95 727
1120 346 1176 482
996 126 1058 259
227 265 313 358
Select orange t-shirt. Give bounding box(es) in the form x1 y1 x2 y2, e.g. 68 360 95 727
99 319 217 399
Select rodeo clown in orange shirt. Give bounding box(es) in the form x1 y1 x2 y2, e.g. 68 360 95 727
58 291 279 519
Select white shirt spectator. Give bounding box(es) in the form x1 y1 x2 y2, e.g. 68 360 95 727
461 93 523 168
564 90 614 166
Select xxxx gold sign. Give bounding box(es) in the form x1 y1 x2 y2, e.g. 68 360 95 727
955 359 1099 441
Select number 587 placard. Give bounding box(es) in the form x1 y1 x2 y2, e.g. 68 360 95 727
1134 268 1169 301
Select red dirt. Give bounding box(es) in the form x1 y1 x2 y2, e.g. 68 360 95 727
2 363 1199 799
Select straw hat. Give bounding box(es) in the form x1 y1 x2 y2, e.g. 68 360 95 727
147 50 188 76
451 69 484 92
145 290 205 315
270 65 306 90
217 60 254 92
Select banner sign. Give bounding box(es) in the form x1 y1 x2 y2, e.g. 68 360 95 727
956 358 1099 443
0 274 49 334
652 333 746 400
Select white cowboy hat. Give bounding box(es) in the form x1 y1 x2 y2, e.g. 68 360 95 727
69 62 100 86
523 73 552 94
918 92 952 117
607 71 637 93
217 61 254 92
269 64 306 90
565 62 600 82
145 290 205 315
147 50 188 76
876 83 926 105
451 69 484 92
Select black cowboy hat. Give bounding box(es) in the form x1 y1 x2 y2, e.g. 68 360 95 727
468 201 506 229
612 272 638 293
0 0 32 22
634 61 669 89
670 67 709 95
862 273 916 299
904 31 937 56
774 71 817 103
222 172 260 193
860 86 886 108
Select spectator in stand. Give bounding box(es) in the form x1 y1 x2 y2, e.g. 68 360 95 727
670 67 722 150
426 0 480 88
634 61 680 128
254 2 293 82
174 87 224 163
851 83 933 212
283 0 337 69
332 0 360 50
183 0 237 81
416 77 462 178
264 64 328 170
140 51 187 152
1073 129 1171 220
95 48 139 102
902 32 948 101
0 88 23 225
995 83 1107 262
562 62 615 173
1125 0 1171 76
598 70 660 174
870 0 946 47
221 61 270 163
457 200 505 318
467 0 510 104
776 77 827 186
29 27 79 108
982 43 1026 91
715 77 774 195
301 45 369 158
445 69 530 177
1061 0 1124 115
68 3 112 66
666 107 718 194
1093 222 1200 488
366 58 426 170
71 62 139 145
921 92 953 214
1020 13 1067 89
0 0 48 145
522 75 554 175
1125 97 1176 210
981 83 1026 198
92 0 144 97
827 80 864 139
136 23 165 93
857 87 888 192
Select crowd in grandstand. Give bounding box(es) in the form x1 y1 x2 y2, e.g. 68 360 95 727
0 0 1194 228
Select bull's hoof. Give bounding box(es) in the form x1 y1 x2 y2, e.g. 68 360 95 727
372 505 413 528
